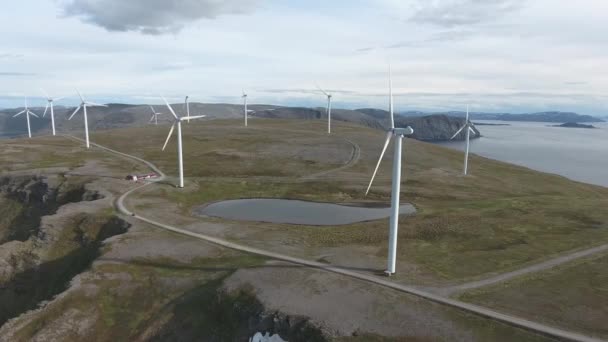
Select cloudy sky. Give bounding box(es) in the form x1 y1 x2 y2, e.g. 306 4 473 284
1 0 607 114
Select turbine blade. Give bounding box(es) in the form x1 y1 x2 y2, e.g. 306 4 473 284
54 97 66 102
315 83 329 96
161 96 179 119
181 115 206 121
162 123 176 151
365 131 393 196
149 114 155 123
149 105 155 113
389 64 395 129
85 101 106 107
469 127 476 135
76 89 84 102
466 105 470 122
40 88 50 99
43 103 49 117
450 125 467 140
13 110 26 117
68 106 82 120
28 111 39 118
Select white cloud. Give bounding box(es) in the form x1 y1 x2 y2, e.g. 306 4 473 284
0 0 607 115
409 0 524 27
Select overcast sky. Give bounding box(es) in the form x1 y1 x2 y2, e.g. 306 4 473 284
1 0 607 114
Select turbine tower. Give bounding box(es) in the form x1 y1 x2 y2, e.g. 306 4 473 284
13 96 39 138
149 105 163 125
160 96 206 188
316 85 333 134
242 89 248 127
41 89 64 136
450 105 476 175
365 66 414 276
68 90 107 149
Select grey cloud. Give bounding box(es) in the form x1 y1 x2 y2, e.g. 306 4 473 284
0 53 25 59
355 47 375 53
410 0 524 27
564 81 588 86
0 72 36 76
262 88 358 96
387 29 474 49
62 0 261 35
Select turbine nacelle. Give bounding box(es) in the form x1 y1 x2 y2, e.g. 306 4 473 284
316 84 333 134
450 107 476 140
13 96 39 138
159 95 207 188
364 64 412 275
391 127 414 136
160 95 206 151
67 90 107 148
450 105 475 175
149 106 164 124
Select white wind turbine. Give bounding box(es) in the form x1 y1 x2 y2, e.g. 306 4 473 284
242 89 248 127
13 96 39 138
68 90 107 149
160 96 206 188
41 89 64 136
149 105 163 125
450 105 476 175
365 66 414 276
316 84 333 134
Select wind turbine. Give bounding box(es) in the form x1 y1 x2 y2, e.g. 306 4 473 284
450 105 476 175
316 84 333 134
13 96 39 138
242 89 248 127
149 105 163 125
184 96 190 123
68 90 107 149
41 89 64 136
364 66 414 276
160 96 206 188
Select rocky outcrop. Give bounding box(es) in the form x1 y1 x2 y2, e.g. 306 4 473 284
552 122 597 129
396 114 481 141
473 111 604 123
0 175 103 243
0 175 125 328
148 286 326 342
354 109 481 141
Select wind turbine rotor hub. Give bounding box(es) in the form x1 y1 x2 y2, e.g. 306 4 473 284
392 127 414 136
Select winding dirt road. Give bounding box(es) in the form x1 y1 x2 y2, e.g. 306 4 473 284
63 134 605 342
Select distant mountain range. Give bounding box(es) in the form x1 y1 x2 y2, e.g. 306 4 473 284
0 103 478 142
0 102 602 142
398 110 605 123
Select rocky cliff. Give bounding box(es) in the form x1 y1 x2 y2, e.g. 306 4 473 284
0 175 127 327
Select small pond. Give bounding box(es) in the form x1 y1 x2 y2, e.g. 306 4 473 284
194 199 416 226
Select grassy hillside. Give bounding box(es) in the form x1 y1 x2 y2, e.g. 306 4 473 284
89 118 608 282
1 121 603 340
459 252 608 339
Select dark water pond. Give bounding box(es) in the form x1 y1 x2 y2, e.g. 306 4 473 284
195 199 416 226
